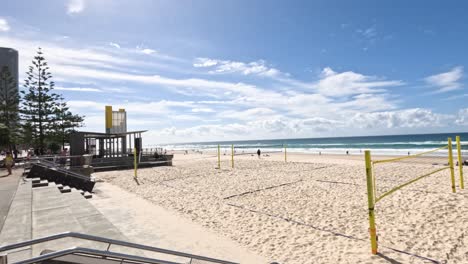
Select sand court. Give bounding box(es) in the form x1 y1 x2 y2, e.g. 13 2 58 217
95 153 468 263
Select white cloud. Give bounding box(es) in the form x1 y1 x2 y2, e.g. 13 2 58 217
141 48 157 55
455 108 468 126
193 58 284 77
67 0 85 15
55 87 102 92
290 117 345 133
314 67 404 97
0 18 10 32
425 66 463 93
357 25 377 39
221 108 277 121
109 42 121 49
193 58 218 68
443 93 468 101
191 107 214 113
248 119 289 133
350 108 447 129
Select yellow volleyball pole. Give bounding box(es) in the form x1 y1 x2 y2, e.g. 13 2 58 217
365 150 378 254
456 136 464 189
133 147 138 179
217 144 221 169
284 144 287 162
448 138 456 193
231 144 234 168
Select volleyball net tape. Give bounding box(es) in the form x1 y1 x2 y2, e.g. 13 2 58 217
364 136 465 255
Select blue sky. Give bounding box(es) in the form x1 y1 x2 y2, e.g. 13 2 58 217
0 0 467 144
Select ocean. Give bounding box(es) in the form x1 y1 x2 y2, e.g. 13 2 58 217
160 132 468 156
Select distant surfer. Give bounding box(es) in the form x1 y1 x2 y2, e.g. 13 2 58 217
257 149 261 158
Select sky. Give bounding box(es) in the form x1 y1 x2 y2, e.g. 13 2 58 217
0 0 467 144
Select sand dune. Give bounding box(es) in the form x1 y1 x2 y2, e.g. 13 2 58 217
95 152 468 263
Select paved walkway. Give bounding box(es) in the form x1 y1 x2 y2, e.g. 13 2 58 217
0 177 132 262
0 169 21 233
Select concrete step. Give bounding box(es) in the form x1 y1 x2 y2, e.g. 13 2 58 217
30 182 129 258
31 178 41 184
56 184 63 190
32 180 48 188
82 192 93 199
60 186 71 193
28 164 96 192
70 188 90 198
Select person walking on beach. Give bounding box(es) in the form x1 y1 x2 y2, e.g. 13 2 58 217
3 152 14 176
257 149 261 158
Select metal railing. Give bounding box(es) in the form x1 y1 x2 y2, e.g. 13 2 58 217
0 232 238 264
27 158 93 181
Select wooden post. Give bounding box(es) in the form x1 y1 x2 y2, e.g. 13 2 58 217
456 136 464 189
217 144 221 169
448 138 456 193
231 144 234 168
284 144 287 162
365 150 378 254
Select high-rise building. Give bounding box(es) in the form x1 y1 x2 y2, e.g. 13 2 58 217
0 47 19 94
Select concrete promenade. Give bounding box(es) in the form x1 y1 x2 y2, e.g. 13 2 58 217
0 170 21 233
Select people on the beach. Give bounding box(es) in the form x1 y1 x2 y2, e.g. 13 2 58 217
257 149 261 158
3 152 14 175
346 150 349 155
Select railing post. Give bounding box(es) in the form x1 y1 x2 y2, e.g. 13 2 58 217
134 148 138 179
448 137 456 193
0 254 7 264
365 150 378 254
456 136 464 189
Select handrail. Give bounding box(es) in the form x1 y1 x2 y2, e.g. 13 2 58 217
14 247 181 264
29 159 92 181
0 232 238 264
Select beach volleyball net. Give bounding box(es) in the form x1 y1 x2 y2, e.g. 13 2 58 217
364 136 465 255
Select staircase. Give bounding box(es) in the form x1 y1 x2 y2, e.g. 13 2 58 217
26 161 95 193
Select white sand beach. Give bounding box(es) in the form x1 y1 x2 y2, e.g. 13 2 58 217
94 152 468 263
